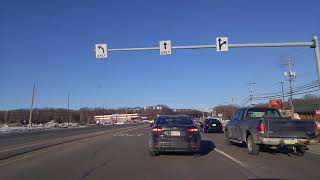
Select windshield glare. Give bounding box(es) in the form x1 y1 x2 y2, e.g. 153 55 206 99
246 109 281 118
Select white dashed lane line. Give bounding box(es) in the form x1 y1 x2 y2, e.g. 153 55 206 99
214 148 247 167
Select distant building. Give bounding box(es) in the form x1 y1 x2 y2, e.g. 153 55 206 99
94 113 147 124
295 103 320 121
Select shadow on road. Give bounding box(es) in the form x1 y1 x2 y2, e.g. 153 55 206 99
159 140 215 156
231 142 303 157
199 140 215 156
259 146 300 157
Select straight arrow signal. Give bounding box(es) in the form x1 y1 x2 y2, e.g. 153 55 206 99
163 42 167 49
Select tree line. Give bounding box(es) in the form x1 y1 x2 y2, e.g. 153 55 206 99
0 105 205 125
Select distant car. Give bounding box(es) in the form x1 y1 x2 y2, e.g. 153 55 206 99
199 118 223 133
149 115 201 156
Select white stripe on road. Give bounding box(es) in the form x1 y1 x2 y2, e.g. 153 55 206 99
214 148 247 168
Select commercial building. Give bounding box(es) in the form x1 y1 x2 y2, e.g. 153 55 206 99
94 113 147 124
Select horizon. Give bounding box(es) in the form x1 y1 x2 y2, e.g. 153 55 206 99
1 0 319 110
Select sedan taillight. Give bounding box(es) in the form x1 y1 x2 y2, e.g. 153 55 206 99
152 127 164 135
187 127 199 134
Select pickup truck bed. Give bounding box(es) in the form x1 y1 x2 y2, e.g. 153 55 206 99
225 107 318 155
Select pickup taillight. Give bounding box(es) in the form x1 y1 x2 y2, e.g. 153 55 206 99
259 121 265 134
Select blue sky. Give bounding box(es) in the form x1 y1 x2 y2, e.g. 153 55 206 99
0 0 319 110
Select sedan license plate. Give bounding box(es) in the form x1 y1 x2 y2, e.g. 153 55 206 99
170 131 180 136
212 124 216 126
284 139 298 144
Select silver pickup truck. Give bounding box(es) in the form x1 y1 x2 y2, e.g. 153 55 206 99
224 107 318 156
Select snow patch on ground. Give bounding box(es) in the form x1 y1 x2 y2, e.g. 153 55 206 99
0 121 86 134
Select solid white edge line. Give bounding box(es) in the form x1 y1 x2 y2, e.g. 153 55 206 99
214 148 247 168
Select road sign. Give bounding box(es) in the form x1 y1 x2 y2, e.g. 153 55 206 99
216 37 229 52
95 44 107 59
159 40 171 55
269 99 282 109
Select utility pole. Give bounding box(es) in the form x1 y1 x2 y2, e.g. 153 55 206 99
202 110 205 119
284 56 296 116
67 92 70 123
248 82 256 106
4 110 8 124
231 98 235 117
280 81 285 109
102 105 105 123
28 83 36 126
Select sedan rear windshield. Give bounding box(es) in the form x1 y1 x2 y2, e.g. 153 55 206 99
156 116 194 126
205 119 220 123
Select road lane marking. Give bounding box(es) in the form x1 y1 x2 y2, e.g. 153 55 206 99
0 125 146 154
113 133 144 137
214 148 260 179
214 148 247 167
0 125 147 166
0 125 147 167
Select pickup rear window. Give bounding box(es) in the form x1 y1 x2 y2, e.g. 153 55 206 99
246 109 281 118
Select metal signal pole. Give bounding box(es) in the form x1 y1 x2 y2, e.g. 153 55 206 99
313 36 320 88
94 36 320 85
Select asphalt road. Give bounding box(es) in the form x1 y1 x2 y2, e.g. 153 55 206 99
0 124 139 151
0 125 320 180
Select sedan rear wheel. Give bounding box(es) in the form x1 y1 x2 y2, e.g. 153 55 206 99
149 150 159 156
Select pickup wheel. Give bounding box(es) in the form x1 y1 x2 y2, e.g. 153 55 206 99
224 130 232 145
292 146 306 156
247 135 259 155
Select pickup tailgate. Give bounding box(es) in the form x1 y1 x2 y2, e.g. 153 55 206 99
266 119 317 139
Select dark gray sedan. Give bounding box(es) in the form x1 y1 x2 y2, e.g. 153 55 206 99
149 115 201 156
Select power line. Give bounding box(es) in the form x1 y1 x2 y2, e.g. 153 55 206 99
254 87 320 100
253 80 319 96
254 84 320 99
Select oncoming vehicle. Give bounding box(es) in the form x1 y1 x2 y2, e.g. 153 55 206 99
149 115 201 156
199 118 223 133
